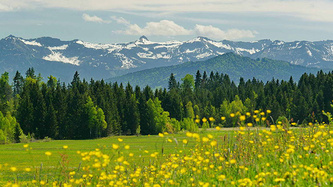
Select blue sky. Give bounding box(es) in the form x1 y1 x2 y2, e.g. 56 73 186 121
1 0 333 43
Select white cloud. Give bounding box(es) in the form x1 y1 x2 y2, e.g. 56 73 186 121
0 3 13 11
111 16 130 25
194 25 257 40
2 0 333 23
82 13 111 23
116 20 192 36
115 19 257 40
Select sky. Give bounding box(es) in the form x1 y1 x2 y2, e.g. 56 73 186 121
1 0 333 44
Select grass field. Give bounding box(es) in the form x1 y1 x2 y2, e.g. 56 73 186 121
1 125 333 186
0 129 230 185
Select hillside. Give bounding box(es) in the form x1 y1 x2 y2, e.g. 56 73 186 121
108 53 320 88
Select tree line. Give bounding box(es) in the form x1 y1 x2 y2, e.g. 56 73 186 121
1 68 333 142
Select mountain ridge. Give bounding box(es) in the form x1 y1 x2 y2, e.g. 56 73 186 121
0 35 333 82
107 53 321 88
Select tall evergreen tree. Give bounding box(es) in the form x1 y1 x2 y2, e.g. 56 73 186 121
168 73 177 91
195 70 202 89
13 71 24 96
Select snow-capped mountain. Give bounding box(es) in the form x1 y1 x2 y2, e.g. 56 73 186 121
0 35 333 82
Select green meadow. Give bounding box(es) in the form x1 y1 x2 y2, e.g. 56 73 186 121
0 130 229 184
1 126 333 186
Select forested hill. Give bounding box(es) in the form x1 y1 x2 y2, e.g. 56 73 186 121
107 53 320 88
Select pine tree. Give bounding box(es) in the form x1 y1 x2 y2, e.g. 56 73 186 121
168 73 177 91
0 72 12 114
45 103 58 138
195 70 202 89
25 68 36 79
13 71 24 96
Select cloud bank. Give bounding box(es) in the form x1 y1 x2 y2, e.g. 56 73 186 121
114 18 257 40
116 20 192 36
194 25 256 40
82 13 111 23
1 0 333 22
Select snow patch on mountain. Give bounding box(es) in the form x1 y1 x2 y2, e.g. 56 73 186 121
137 52 171 60
235 47 259 55
48 45 68 50
43 52 81 66
76 40 113 50
185 49 200 53
207 40 232 50
154 42 181 49
114 53 137 69
188 37 202 43
196 52 213 59
20 39 42 47
289 42 302 49
306 48 313 57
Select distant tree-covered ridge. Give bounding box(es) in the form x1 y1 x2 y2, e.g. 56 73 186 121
1 67 333 142
108 53 320 88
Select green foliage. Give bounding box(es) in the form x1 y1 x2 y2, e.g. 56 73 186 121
146 98 172 134
3 67 333 142
84 96 107 138
0 72 12 114
181 118 199 132
0 111 21 144
181 74 195 91
185 101 195 119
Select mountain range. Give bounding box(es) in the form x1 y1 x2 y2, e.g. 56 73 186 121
0 35 332 82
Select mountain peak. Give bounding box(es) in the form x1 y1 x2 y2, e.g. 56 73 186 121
139 35 149 42
188 36 211 43
197 36 210 40
4 35 18 40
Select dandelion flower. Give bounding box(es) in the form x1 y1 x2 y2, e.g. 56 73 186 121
239 115 246 121
230 159 236 164
45 151 52 156
186 132 193 137
202 137 209 142
112 144 119 150
210 140 217 147
10 167 17 172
